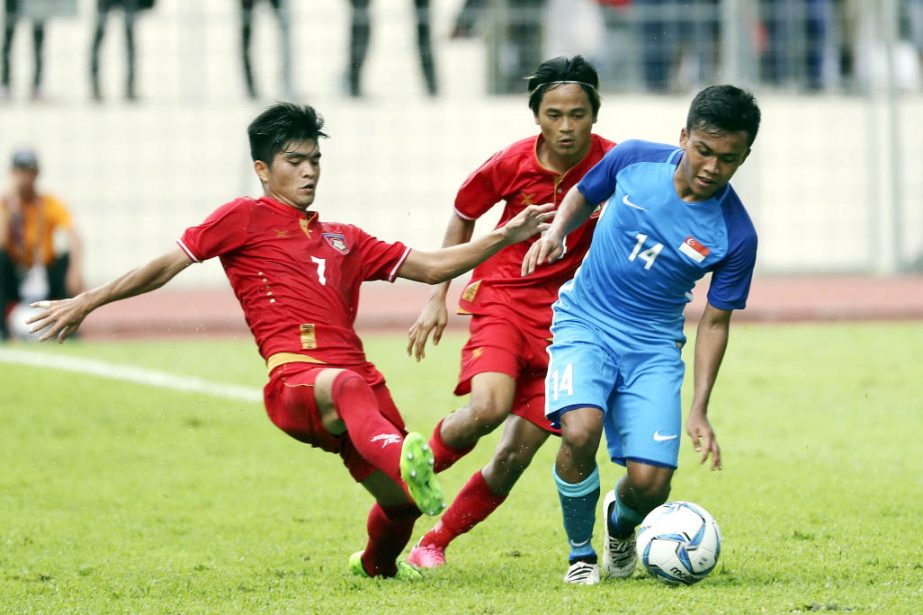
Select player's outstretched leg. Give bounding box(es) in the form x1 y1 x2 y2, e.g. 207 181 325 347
324 370 406 484
322 370 445 514
400 432 445 516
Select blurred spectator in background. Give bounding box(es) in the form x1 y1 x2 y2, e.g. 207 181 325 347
347 0 438 97
1 0 46 101
633 0 720 92
595 0 636 87
0 149 82 340
91 0 155 101
451 0 486 38
240 0 293 100
909 0 923 66
488 0 545 94
760 0 835 91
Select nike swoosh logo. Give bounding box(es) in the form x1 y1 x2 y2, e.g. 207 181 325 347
653 431 678 442
569 538 592 548
622 195 647 211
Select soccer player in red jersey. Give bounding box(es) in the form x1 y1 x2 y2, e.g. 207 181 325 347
405 56 616 568
27 103 552 580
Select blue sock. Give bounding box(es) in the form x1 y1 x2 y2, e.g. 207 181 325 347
607 481 644 538
553 464 600 564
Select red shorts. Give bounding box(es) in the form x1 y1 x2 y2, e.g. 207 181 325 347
263 362 406 482
455 315 559 435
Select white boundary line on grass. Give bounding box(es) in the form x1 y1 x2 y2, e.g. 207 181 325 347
0 347 263 403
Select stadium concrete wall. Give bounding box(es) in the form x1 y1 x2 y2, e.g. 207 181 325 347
1 0 921 288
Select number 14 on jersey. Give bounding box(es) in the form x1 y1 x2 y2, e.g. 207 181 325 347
628 233 663 270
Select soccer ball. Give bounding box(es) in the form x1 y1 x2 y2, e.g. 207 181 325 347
635 501 721 585
6 303 42 341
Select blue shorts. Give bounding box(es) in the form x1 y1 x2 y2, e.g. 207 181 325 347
545 318 685 469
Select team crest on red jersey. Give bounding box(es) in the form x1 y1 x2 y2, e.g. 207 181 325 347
322 232 350 254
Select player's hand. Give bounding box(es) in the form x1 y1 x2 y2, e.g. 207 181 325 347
686 409 721 470
406 295 449 361
521 231 565 277
502 203 554 245
26 296 91 343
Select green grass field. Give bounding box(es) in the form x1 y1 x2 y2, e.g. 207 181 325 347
2 323 922 614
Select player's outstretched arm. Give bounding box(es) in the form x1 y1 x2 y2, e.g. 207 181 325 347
27 247 193 343
407 213 476 361
521 186 595 277
397 203 553 286
687 302 733 470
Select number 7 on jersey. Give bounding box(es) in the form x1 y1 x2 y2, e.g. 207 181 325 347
310 256 326 285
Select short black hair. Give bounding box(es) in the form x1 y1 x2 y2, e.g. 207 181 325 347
686 85 761 146
247 103 328 165
527 55 601 116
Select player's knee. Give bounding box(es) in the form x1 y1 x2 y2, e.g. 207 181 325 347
327 370 374 430
466 396 510 433
628 472 672 507
332 369 366 392
561 422 602 460
492 439 538 476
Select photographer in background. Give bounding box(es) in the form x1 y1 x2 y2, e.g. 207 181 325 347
1 149 83 339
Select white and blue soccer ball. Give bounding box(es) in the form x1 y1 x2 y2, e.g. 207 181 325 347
6 302 42 341
635 501 721 585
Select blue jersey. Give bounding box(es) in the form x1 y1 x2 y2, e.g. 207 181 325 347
554 139 757 340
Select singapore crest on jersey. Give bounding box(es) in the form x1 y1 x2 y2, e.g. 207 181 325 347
322 232 350 254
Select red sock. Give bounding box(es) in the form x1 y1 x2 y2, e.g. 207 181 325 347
430 418 475 473
421 470 506 550
361 503 421 577
332 371 404 485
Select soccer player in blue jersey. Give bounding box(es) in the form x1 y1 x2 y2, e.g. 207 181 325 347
522 84 761 585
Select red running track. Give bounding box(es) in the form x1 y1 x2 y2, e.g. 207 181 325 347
73 275 923 340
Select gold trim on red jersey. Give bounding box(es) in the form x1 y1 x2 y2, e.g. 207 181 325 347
266 352 326 375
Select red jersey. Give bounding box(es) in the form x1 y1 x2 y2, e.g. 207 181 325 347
454 133 616 338
179 196 410 373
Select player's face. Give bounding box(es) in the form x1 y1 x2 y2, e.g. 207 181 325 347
534 83 597 166
255 139 321 210
676 127 750 201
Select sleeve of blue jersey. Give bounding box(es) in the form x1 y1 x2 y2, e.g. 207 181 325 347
706 195 758 311
577 140 676 206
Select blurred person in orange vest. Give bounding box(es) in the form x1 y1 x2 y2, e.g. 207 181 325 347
0 148 83 339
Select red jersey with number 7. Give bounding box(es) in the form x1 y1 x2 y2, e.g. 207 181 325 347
178 196 410 370
454 133 616 338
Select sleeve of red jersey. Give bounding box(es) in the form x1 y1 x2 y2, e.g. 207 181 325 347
351 226 411 283
177 199 252 263
453 149 505 221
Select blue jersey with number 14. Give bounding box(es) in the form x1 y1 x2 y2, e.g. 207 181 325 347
554 139 758 340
